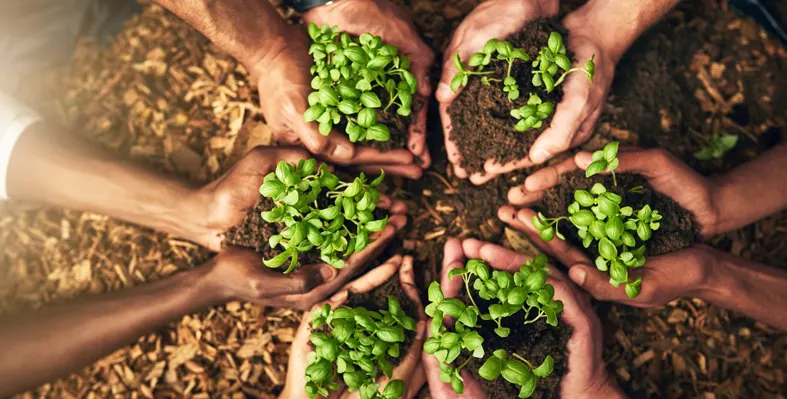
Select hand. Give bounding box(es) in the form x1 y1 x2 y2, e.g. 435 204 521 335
436 0 559 184
424 239 624 398
279 255 428 399
304 0 434 169
507 147 720 237
248 25 424 179
204 203 408 311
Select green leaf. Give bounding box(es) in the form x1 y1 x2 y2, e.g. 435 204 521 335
525 270 547 291
367 55 393 70
305 358 332 383
539 226 555 242
532 213 548 230
377 327 405 343
360 92 382 108
437 298 465 318
502 359 532 386
636 220 652 241
383 380 405 399
610 260 628 283
337 100 362 115
318 86 340 106
304 105 325 122
590 183 607 195
542 72 555 93
318 205 340 220
458 307 477 327
555 54 571 71
595 256 608 271
603 141 620 162
508 287 528 306
548 32 563 54
357 108 377 128
462 331 484 351
452 52 464 72
598 238 618 260
450 374 464 395
366 217 388 232
533 355 554 377
428 281 444 302
479 356 503 380
586 160 607 177
423 337 441 354
367 124 391 141
605 216 624 240
518 372 537 398
263 250 291 269
260 180 286 199
450 73 464 92
569 210 595 227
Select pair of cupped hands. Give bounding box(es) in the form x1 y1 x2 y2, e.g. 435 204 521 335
255 0 616 182
278 145 725 398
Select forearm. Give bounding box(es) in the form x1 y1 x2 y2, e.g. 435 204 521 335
565 0 681 62
702 249 787 331
712 144 787 234
6 122 210 244
0 267 223 396
151 0 292 74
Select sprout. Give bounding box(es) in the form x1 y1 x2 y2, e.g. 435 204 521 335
305 23 417 143
424 257 560 397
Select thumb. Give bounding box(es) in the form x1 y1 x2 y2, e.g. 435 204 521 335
263 263 337 297
291 115 356 162
568 264 628 303
528 86 587 164
437 51 464 104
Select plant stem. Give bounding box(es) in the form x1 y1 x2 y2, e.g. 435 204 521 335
512 353 534 369
463 275 482 311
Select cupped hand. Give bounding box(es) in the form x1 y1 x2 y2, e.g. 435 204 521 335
424 238 623 398
304 0 434 169
280 255 428 399
436 0 559 184
498 205 717 308
507 147 720 237
249 25 423 179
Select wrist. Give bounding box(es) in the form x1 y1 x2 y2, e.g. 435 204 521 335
564 0 647 63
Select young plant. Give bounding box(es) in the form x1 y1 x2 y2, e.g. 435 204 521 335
693 133 738 160
304 24 418 143
585 141 620 186
423 257 559 397
259 159 387 273
510 94 555 132
306 297 417 399
533 177 662 298
450 38 529 100
531 32 595 93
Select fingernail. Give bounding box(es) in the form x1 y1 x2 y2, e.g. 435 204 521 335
330 290 348 303
575 152 592 168
319 265 337 282
333 144 353 160
531 148 552 164
416 321 426 339
569 267 587 287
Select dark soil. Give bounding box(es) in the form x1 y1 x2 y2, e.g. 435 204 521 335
455 281 571 399
536 171 700 258
365 92 422 153
222 195 385 270
447 20 567 174
344 276 419 367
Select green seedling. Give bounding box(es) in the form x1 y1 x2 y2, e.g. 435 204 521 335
693 133 738 160
307 297 417 399
533 168 662 298
510 94 555 132
450 38 529 100
423 257 559 397
531 32 595 93
585 141 620 186
305 24 417 143
259 159 387 273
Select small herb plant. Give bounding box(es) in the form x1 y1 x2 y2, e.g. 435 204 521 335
306 297 417 399
449 32 595 133
532 142 662 298
693 133 738 160
423 257 559 397
305 24 418 143
259 159 387 273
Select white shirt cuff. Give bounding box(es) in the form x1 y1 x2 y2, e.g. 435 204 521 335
0 92 40 199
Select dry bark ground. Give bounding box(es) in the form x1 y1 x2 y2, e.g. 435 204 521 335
2 0 786 398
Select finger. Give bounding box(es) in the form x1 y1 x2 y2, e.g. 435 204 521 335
344 256 401 294
524 156 578 192
477 242 532 272
460 238 485 259
483 155 534 176
291 119 357 162
390 321 427 380
358 163 423 179
528 77 590 164
573 107 602 147
436 48 462 105
275 263 339 296
440 102 469 179
497 207 591 266
405 363 427 399
568 263 631 303
400 256 426 319
575 147 671 180
507 185 544 207
468 171 497 185
440 238 466 299
408 96 431 169
352 147 415 165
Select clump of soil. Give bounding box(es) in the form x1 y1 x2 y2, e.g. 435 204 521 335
222 195 386 270
535 171 700 258
447 19 567 174
455 281 571 398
